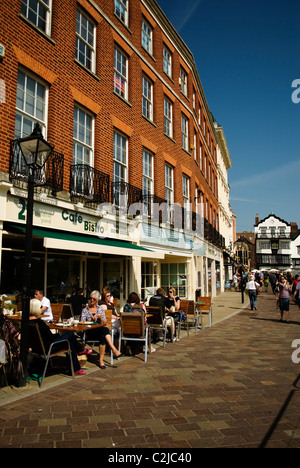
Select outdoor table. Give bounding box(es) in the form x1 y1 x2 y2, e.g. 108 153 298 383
48 321 103 333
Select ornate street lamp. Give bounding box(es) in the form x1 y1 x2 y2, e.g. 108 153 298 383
17 123 54 387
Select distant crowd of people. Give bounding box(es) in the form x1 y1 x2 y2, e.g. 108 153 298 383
232 270 300 322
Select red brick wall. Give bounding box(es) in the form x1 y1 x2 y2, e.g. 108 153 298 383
0 0 219 224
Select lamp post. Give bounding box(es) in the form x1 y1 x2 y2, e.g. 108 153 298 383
17 123 54 387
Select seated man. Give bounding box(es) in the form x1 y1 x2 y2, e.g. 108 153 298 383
149 287 175 341
34 289 53 322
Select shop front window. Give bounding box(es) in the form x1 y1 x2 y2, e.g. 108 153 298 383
141 261 157 300
47 255 80 302
103 261 121 299
161 263 187 297
0 251 44 296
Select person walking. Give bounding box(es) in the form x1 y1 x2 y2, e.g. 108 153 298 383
278 275 292 322
245 275 260 311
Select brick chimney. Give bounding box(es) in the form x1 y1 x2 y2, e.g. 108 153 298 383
291 222 298 235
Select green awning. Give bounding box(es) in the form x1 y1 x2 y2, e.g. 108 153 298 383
7 223 165 259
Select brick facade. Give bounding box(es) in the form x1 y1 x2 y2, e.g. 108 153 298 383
0 0 219 225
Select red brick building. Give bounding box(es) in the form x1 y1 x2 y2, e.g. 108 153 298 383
0 0 228 303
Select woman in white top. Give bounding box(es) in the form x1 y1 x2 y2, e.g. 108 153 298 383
246 275 260 311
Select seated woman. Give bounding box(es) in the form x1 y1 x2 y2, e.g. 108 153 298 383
165 287 182 340
124 292 146 317
99 286 120 333
81 290 121 369
29 298 86 376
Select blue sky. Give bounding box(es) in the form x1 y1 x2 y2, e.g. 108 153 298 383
156 0 300 232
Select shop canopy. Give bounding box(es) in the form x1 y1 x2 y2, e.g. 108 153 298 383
6 223 165 259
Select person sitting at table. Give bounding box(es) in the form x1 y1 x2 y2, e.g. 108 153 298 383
165 287 182 340
0 312 20 360
81 290 121 369
69 288 86 318
124 292 146 318
99 286 120 333
29 298 87 376
149 287 175 342
33 289 53 322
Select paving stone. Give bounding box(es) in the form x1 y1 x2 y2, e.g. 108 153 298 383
1 291 300 448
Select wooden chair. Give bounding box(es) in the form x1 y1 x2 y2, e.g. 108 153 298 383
50 303 64 322
28 322 74 387
1 296 17 313
196 296 212 328
60 304 74 321
119 312 149 362
145 305 168 347
180 299 199 334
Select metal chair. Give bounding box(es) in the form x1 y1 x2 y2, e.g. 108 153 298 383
180 299 200 333
196 296 212 328
28 322 74 387
119 312 149 362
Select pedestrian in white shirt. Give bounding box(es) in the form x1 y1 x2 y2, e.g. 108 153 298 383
246 275 260 311
34 289 53 322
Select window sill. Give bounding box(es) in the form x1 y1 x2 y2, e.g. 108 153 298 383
19 14 56 45
74 59 100 81
141 46 156 62
142 115 157 127
164 133 176 144
113 91 132 107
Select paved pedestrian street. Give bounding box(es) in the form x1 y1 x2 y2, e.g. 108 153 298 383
0 291 300 448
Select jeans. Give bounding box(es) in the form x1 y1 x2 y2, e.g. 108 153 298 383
249 290 257 310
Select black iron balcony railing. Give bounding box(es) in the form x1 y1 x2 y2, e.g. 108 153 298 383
111 181 142 210
9 139 64 195
142 193 167 222
256 254 291 266
70 164 110 204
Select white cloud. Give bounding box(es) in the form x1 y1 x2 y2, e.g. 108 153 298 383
177 0 204 32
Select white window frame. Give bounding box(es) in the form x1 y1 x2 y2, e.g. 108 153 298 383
21 0 52 35
114 0 128 26
180 67 187 96
181 114 189 151
113 130 128 184
142 74 153 121
15 69 48 139
72 105 94 197
164 96 173 138
165 163 174 206
182 174 190 208
75 9 96 73
163 45 172 77
114 46 128 100
199 141 203 170
73 105 94 167
142 149 154 195
141 18 153 55
193 132 197 161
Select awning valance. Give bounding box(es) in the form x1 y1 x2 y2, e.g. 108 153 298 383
6 223 165 259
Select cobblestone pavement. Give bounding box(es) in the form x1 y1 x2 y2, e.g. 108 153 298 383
0 291 300 448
